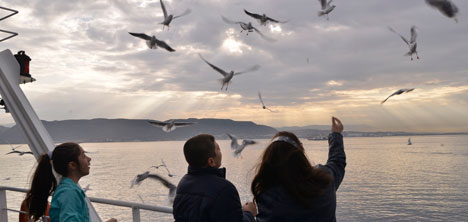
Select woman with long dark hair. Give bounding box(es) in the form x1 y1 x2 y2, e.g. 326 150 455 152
23 142 117 222
251 117 346 222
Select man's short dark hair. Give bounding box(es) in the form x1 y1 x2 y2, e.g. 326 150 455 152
183 134 217 167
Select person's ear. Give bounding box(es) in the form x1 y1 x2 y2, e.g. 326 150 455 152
207 157 216 167
68 161 78 171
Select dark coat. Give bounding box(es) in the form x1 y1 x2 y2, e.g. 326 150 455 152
255 132 346 222
173 167 255 222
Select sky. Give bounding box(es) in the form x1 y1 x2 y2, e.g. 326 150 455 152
0 0 468 132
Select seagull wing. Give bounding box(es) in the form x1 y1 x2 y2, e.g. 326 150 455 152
6 150 20 155
199 54 229 77
253 27 276 42
129 32 152 41
226 133 239 150
147 174 177 190
244 9 262 20
221 16 241 25
410 26 417 43
381 95 393 104
148 120 167 127
319 0 327 9
160 0 168 19
155 39 176 52
235 64 260 75
425 0 459 18
174 9 191 19
258 92 266 107
174 122 195 126
130 171 150 188
388 27 409 46
243 139 257 145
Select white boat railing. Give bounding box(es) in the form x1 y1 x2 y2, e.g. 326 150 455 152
0 185 173 222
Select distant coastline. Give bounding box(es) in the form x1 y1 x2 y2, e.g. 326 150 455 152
0 118 466 144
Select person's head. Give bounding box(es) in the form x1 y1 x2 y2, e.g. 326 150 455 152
26 142 91 221
251 131 332 208
183 134 222 168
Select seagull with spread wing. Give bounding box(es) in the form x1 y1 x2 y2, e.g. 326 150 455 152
148 119 195 132
258 92 275 112
221 16 276 42
388 26 419 60
129 32 175 52
381 88 415 104
226 133 256 158
5 150 33 156
199 53 260 91
318 0 336 20
159 0 191 30
243 9 287 26
130 171 177 203
425 0 459 22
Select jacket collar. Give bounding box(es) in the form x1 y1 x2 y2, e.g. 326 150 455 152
188 166 226 178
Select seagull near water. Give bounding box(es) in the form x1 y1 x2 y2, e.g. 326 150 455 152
5 150 33 156
243 9 287 26
159 0 191 30
130 171 177 203
381 88 415 104
199 53 260 91
388 26 420 60
425 0 459 22
318 0 336 20
221 16 276 42
128 32 175 52
148 119 195 132
226 133 256 158
151 159 176 177
258 92 275 112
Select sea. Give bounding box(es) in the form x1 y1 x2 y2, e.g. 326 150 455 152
1 135 467 222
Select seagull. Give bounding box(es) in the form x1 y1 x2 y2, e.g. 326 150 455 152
221 16 276 42
388 26 419 60
425 0 459 22
226 133 256 157
381 88 415 104
5 150 33 156
243 9 287 26
148 119 195 132
83 184 92 193
318 0 336 20
159 0 191 30
161 159 176 177
199 53 260 91
130 171 177 203
128 32 175 52
258 92 275 112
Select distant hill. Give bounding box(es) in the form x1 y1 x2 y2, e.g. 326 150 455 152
0 118 278 143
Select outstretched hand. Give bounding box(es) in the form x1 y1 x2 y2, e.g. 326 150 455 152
331 117 343 133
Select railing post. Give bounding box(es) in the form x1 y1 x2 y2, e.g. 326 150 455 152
132 207 140 222
0 189 8 222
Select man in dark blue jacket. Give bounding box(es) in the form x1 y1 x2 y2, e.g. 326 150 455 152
173 134 257 222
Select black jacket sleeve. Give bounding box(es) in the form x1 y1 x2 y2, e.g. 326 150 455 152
325 132 346 190
210 183 256 222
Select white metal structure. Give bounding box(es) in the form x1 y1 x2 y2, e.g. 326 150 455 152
0 186 172 222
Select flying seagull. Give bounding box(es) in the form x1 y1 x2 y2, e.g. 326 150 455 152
148 119 195 132
318 0 336 20
388 26 419 60
128 32 175 52
160 159 176 177
226 133 256 157
5 150 33 156
159 0 191 30
199 53 260 91
381 88 415 104
221 16 276 42
83 184 92 193
243 9 287 26
130 171 177 203
425 0 459 22
258 92 275 112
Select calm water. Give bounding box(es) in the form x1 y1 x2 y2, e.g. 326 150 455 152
1 135 468 222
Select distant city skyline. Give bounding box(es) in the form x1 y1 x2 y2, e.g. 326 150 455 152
1 0 467 132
